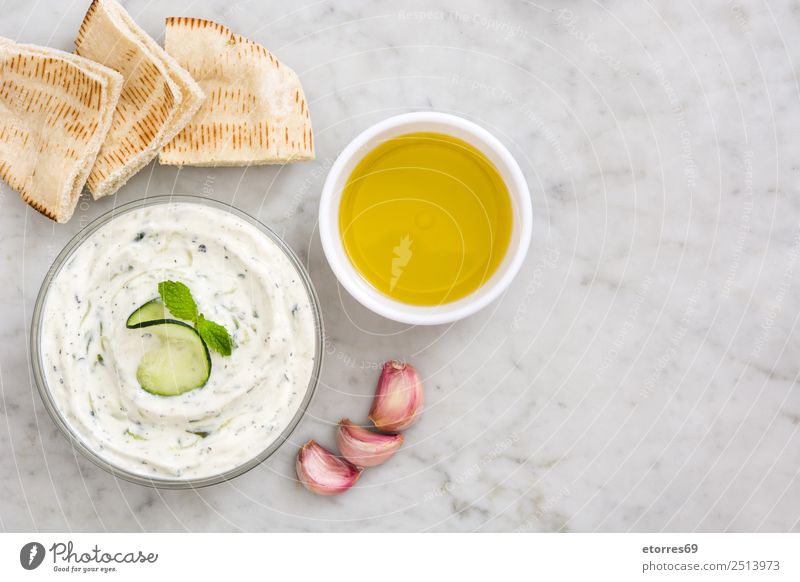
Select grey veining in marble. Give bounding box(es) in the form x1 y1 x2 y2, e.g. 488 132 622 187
1 0 799 532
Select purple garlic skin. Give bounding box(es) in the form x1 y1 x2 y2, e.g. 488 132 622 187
368 360 424 432
337 418 404 467
296 440 363 496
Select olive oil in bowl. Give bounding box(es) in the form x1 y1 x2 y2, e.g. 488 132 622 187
339 132 513 306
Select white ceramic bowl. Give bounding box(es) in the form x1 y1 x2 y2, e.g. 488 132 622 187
319 112 532 325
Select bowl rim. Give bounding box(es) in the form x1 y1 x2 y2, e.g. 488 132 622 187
30 195 324 489
319 111 533 325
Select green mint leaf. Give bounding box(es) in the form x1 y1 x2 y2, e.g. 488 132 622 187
158 280 198 322
197 314 233 357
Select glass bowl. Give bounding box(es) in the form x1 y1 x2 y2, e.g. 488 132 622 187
30 195 323 489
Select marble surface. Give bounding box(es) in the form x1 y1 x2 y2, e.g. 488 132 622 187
1 0 799 532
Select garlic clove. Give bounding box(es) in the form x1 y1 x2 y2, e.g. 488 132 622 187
296 440 363 496
368 360 424 432
337 418 404 467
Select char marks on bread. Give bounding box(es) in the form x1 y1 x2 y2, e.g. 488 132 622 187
0 37 122 222
74 0 204 198
159 17 314 167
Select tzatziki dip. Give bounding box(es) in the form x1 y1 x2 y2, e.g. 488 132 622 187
39 201 319 480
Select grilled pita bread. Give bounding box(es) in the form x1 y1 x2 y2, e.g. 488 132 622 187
0 38 122 222
159 17 314 166
75 0 203 198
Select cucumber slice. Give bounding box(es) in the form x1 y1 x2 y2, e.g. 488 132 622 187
126 299 170 328
135 320 211 396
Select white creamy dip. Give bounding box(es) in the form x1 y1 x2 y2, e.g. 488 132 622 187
40 202 318 480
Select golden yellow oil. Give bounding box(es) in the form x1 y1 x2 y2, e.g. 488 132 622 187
339 132 513 306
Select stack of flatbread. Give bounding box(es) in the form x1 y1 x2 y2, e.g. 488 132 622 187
0 1 314 223
159 17 314 166
0 38 122 222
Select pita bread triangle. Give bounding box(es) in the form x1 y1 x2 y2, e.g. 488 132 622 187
0 37 122 222
75 0 204 198
159 17 314 166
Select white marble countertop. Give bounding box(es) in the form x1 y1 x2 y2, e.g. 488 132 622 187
1 0 799 532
